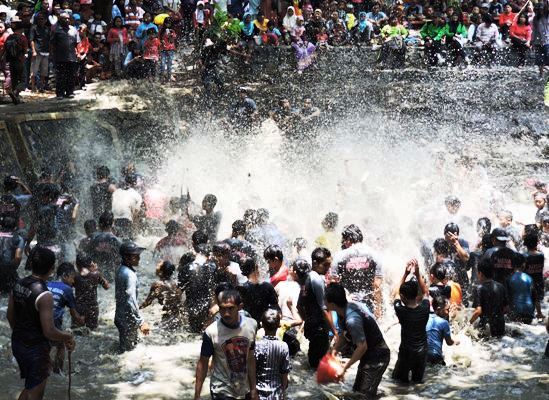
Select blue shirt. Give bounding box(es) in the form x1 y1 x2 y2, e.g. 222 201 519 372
426 313 451 358
508 272 534 317
47 280 77 329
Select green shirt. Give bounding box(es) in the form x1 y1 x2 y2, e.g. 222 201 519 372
435 23 468 41
420 22 444 40
381 24 409 38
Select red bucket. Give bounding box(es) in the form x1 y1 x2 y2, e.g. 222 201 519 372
317 353 342 384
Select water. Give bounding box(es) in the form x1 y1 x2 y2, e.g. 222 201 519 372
1 94 548 398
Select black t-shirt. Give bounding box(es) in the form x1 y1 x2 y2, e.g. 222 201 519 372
89 232 121 277
473 280 507 336
238 281 279 324
50 24 77 63
482 247 516 284
394 298 430 353
178 258 216 314
0 194 21 221
222 237 255 264
298 271 329 336
0 231 24 268
90 181 113 220
522 252 544 285
448 238 470 287
29 24 51 53
12 275 49 346
35 204 59 245
343 302 387 361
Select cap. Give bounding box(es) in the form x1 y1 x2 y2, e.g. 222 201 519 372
119 241 145 256
491 228 509 242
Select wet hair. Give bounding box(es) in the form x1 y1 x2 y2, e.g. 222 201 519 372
96 165 110 179
445 195 461 207
232 219 246 236
325 282 348 308
98 211 114 229
215 282 235 298
0 216 17 231
203 194 217 208
293 237 307 251
311 247 331 267
42 183 61 202
256 208 270 224
39 167 53 180
218 289 242 305
341 224 363 244
125 173 138 186
57 262 77 278
179 252 196 268
159 261 176 279
76 253 93 270
243 209 257 225
261 308 281 332
444 223 459 236
3 175 18 191
512 253 525 270
497 210 513 221
480 233 493 251
433 238 450 256
478 260 494 279
192 230 208 246
240 256 258 277
84 219 97 235
28 246 56 275
399 280 419 302
524 224 539 237
165 219 180 235
523 233 539 250
212 242 231 256
264 245 283 261
430 262 447 281
482 13 493 25
432 295 447 311
477 217 491 236
323 212 338 230
292 258 311 285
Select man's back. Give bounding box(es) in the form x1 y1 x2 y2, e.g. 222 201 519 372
394 298 430 353
508 272 534 317
255 336 291 399
474 280 507 336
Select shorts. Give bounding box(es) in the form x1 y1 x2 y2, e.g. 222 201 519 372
535 44 549 66
354 347 390 398
12 339 51 389
31 53 49 77
532 276 545 301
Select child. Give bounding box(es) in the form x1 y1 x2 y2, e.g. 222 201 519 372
159 18 177 82
74 253 109 330
255 309 291 399
291 16 306 41
47 262 85 373
143 28 160 77
470 261 508 337
264 245 287 287
507 253 535 324
106 16 129 77
263 20 281 46
140 260 183 330
533 192 546 226
522 233 545 321
426 296 460 365
429 261 451 300
392 258 430 384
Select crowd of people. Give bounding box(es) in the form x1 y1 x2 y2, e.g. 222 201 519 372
0 160 548 400
1 0 549 104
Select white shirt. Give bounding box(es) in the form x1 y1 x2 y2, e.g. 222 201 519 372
112 188 142 220
275 280 300 321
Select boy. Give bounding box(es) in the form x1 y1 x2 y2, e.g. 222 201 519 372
392 258 430 384
77 219 97 256
470 261 508 337
74 253 109 330
533 192 547 226
507 253 535 324
255 309 291 400
522 233 545 321
47 262 85 372
426 296 459 365
264 245 287 287
428 261 451 300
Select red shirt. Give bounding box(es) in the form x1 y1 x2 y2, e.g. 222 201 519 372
270 265 289 287
143 37 160 61
160 29 177 51
509 22 532 42
499 12 516 26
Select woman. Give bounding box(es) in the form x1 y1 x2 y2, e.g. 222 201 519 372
352 11 372 45
291 39 316 73
378 16 408 68
106 16 129 77
437 13 468 66
283 6 297 43
510 13 532 67
532 2 549 78
0 21 11 99
76 24 91 89
239 13 257 52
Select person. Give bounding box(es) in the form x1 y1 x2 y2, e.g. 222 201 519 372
114 241 150 352
238 256 279 324
159 18 177 81
392 258 430 384
264 244 288 287
497 210 522 250
436 13 468 65
481 228 516 285
4 18 29 104
211 241 245 286
223 219 255 266
421 13 445 66
143 28 160 77
46 262 85 373
230 87 259 130
510 13 532 67
0 21 10 100
135 12 158 47
378 15 408 68
443 223 471 304
89 211 121 280
507 253 535 324
296 248 338 369
7 247 75 400
283 6 298 43
522 233 545 321
112 174 142 240
107 16 129 78
326 282 390 399
365 2 388 35
499 4 516 40
426 296 460 365
275 260 303 356
154 219 188 264
188 193 222 244
50 12 79 100
194 289 259 400
255 309 291 400
77 219 97 256
331 224 383 318
0 217 24 294
471 257 509 336
474 13 499 66
29 12 50 93
314 212 339 254
428 261 452 300
532 2 549 78
140 260 183 330
74 253 109 330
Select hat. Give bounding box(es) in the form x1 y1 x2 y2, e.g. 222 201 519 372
491 228 509 242
119 241 146 256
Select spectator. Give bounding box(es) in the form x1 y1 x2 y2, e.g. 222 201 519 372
107 16 129 78
160 18 177 81
283 6 298 43
421 13 445 66
510 12 532 67
136 12 158 47
29 12 50 93
51 12 79 100
532 1 549 78
499 4 516 41
436 13 468 65
365 2 388 36
352 11 372 45
474 13 499 66
4 17 28 104
378 15 408 68
88 11 108 41
125 0 145 38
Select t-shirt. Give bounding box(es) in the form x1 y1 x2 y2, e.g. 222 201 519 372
523 252 544 287
74 272 102 311
275 280 300 322
238 281 279 324
50 24 78 63
47 280 77 329
298 270 329 336
394 298 430 353
89 231 121 279
473 280 508 337
255 336 291 400
112 188 142 220
12 276 49 346
448 239 470 288
0 231 24 267
191 211 222 244
29 24 51 54
178 254 216 315
426 313 451 358
507 272 534 317
482 246 516 285
90 180 114 220
143 37 160 61
343 301 387 362
201 316 257 399
35 203 59 246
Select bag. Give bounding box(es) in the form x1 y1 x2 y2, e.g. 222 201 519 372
4 34 23 62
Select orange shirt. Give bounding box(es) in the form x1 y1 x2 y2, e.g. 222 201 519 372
510 22 532 41
499 12 516 26
449 281 462 305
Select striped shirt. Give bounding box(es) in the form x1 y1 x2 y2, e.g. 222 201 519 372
255 336 291 400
